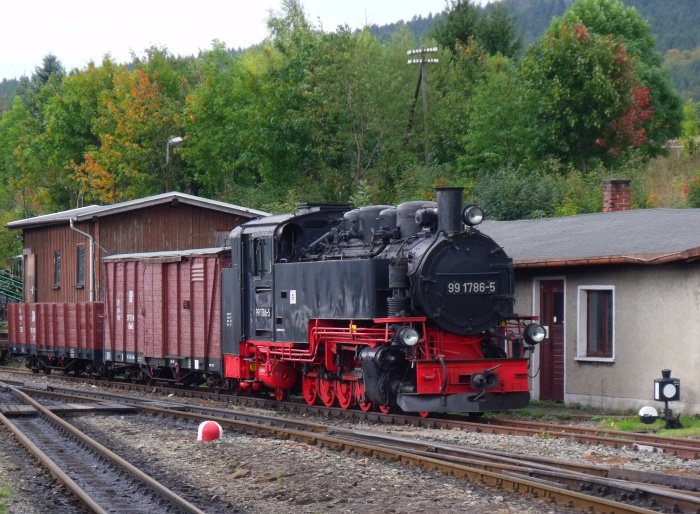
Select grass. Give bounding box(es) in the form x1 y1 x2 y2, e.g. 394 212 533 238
0 483 9 514
501 400 700 438
602 414 700 438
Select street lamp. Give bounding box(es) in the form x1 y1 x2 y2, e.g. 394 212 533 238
165 136 183 192
166 136 183 165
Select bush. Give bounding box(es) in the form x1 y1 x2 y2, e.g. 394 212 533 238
473 166 563 220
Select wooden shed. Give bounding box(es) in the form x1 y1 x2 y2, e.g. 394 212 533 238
5 192 268 304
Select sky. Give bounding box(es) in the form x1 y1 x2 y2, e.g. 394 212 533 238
0 0 491 82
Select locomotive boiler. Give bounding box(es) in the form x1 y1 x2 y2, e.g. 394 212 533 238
222 187 544 414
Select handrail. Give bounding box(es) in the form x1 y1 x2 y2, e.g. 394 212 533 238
0 270 22 302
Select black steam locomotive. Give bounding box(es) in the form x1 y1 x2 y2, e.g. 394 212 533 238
222 187 544 414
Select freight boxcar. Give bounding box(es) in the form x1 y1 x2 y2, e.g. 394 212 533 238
102 248 230 384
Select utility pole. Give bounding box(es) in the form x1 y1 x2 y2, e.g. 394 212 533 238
407 47 439 167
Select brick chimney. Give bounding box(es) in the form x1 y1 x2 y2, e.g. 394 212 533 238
603 179 631 212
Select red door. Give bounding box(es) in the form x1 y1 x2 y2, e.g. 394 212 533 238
539 280 564 402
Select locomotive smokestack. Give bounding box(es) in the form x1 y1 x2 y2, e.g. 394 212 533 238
436 187 464 234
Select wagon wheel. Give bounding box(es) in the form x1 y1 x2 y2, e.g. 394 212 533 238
355 382 373 412
377 404 392 414
335 380 354 410
274 388 287 402
226 379 241 396
418 411 430 418
301 375 318 406
318 378 336 408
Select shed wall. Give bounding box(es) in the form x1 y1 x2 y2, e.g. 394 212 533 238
97 204 242 254
514 263 700 414
23 224 96 303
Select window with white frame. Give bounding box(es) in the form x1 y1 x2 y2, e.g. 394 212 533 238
577 286 614 360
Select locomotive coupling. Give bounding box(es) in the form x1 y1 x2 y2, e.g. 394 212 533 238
471 371 499 389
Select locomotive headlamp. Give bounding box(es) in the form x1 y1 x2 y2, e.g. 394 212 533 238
523 323 546 345
462 205 484 226
397 326 420 347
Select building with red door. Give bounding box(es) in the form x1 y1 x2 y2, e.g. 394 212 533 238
482 181 700 414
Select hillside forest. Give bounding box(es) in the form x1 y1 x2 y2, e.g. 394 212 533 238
1 0 700 267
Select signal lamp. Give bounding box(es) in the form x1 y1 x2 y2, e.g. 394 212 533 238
654 369 680 402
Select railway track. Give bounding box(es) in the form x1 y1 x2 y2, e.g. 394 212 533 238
2 365 698 460
8 378 700 513
0 381 207 514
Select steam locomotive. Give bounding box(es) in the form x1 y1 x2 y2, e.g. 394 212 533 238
8 187 544 415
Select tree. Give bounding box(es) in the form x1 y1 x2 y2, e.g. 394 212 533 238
42 57 120 207
73 60 184 203
521 22 642 170
460 55 537 173
430 0 481 55
479 3 523 58
0 97 36 214
183 41 256 198
430 0 521 58
559 0 683 153
32 53 65 86
681 100 699 154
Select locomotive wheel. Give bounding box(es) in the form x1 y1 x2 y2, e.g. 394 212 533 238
355 382 373 412
377 404 392 414
319 378 336 408
301 375 318 406
418 411 430 418
335 380 354 410
226 379 241 396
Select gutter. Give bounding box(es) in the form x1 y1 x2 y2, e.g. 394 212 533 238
513 247 700 269
69 218 95 302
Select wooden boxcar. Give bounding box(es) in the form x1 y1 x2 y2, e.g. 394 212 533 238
102 248 230 384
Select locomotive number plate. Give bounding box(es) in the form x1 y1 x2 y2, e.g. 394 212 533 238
446 280 496 295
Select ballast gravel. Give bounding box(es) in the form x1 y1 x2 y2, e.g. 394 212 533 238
1 372 698 513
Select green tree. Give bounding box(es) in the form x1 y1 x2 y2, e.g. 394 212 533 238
681 99 699 153
430 0 481 54
431 0 521 58
460 55 537 173
183 41 256 199
479 3 522 58
0 97 36 214
521 22 642 170
559 0 683 153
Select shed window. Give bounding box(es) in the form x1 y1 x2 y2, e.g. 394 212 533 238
53 251 61 288
576 286 614 361
76 245 85 286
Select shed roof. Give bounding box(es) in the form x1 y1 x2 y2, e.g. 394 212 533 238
5 192 269 229
480 208 700 268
